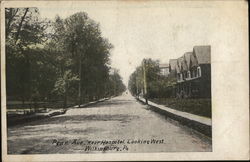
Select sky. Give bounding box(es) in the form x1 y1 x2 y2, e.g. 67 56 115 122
37 1 216 86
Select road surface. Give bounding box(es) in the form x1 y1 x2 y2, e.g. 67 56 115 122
7 92 212 154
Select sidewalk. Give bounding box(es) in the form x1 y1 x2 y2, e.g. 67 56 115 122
137 96 212 137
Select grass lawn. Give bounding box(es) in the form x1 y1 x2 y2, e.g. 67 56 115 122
150 98 211 118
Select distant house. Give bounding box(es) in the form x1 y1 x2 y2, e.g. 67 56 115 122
159 64 170 76
169 59 178 77
175 45 211 98
183 52 192 79
177 56 185 82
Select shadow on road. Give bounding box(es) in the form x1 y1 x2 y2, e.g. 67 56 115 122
85 99 132 108
10 113 139 128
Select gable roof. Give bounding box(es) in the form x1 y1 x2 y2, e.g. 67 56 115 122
183 52 192 70
193 45 211 64
169 59 177 72
177 56 185 73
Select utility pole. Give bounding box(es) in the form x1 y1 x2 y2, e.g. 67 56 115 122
135 77 138 99
143 59 148 104
114 81 116 96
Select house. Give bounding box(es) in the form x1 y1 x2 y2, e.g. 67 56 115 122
183 52 192 79
177 56 185 82
159 64 170 76
175 45 211 98
169 59 178 77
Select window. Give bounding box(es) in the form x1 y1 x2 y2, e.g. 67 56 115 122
184 72 187 79
177 73 183 81
192 69 196 78
180 73 183 81
197 66 201 77
187 71 191 78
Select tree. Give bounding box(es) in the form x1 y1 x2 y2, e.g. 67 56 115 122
6 7 50 103
129 58 179 99
44 12 119 106
62 12 114 105
129 59 162 98
6 9 125 109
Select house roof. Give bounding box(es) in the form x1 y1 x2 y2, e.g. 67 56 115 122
177 56 184 73
159 64 169 68
169 59 177 72
183 52 192 70
193 45 211 64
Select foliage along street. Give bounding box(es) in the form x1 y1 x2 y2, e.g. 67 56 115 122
6 8 126 108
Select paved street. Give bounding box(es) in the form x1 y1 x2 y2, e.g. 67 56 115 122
7 93 212 154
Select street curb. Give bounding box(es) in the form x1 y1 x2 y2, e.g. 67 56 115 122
136 97 212 137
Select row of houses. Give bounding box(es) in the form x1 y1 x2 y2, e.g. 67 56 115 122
159 45 211 98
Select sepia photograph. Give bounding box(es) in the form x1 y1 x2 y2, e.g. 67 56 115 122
1 0 248 161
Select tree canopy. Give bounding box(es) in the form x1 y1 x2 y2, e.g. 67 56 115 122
6 8 126 107
128 58 176 98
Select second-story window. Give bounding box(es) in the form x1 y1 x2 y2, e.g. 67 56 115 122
187 71 191 78
184 72 187 79
180 73 183 81
192 69 196 78
197 66 201 77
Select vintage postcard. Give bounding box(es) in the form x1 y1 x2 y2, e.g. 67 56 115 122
1 0 249 161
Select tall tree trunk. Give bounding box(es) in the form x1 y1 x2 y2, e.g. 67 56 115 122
15 8 29 44
6 8 19 38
